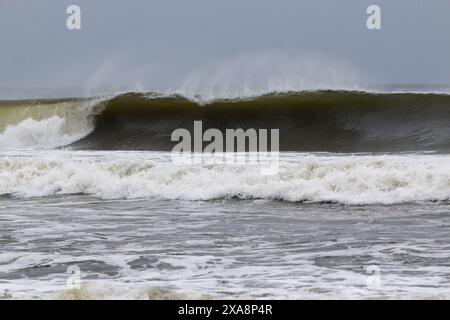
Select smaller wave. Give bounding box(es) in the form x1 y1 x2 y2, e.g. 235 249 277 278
1 153 450 205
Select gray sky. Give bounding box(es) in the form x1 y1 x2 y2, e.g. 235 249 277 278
0 0 449 93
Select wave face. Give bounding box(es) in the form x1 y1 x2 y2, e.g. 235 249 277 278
0 152 450 204
1 91 450 152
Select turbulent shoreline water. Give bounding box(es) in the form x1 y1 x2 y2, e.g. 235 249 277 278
1 90 450 299
0 150 449 300
1 184 450 300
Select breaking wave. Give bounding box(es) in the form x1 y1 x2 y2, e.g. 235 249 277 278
1 90 450 152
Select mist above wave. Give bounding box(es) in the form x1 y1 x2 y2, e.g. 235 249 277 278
169 51 363 103
74 50 364 103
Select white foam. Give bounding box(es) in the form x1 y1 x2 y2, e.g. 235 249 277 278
1 151 450 205
0 98 105 150
2 266 448 300
0 116 86 149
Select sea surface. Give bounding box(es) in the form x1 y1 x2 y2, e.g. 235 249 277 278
1 91 450 299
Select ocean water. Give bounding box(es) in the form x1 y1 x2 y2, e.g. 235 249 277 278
1 91 450 299
0 150 450 299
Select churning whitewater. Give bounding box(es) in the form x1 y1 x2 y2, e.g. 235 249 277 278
1 151 450 205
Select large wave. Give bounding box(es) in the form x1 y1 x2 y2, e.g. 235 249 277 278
1 90 450 152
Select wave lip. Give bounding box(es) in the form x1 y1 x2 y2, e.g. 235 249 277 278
1 152 450 205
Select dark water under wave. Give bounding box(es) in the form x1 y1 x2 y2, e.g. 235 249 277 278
74 91 450 152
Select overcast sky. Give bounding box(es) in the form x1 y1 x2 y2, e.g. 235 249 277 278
0 0 449 93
